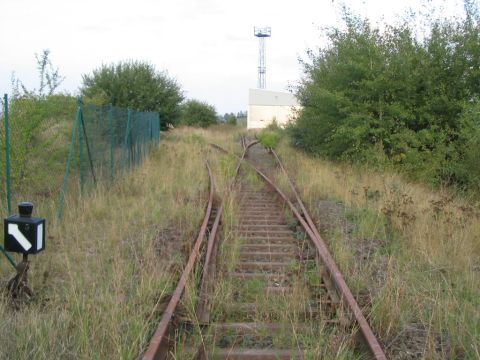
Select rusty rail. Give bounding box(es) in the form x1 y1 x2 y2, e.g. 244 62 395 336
143 140 258 360
211 143 387 360
142 162 215 360
270 149 387 360
196 201 223 324
198 139 257 327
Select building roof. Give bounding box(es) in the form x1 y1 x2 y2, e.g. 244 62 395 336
248 88 299 106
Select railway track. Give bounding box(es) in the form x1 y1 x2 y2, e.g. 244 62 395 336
142 137 386 359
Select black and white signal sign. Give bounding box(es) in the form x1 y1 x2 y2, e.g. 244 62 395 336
4 202 45 254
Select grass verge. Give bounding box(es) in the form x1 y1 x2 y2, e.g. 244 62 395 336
276 139 480 359
0 126 242 359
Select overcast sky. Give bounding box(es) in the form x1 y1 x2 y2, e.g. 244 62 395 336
0 0 468 114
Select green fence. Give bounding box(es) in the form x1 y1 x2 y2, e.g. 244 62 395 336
1 94 160 266
57 99 160 217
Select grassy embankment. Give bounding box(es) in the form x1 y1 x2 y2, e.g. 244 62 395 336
0 126 242 359
274 140 479 358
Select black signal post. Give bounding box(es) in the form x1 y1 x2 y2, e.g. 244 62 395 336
3 202 46 298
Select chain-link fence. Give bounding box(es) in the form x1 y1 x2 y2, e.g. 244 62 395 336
1 95 160 266
57 100 160 216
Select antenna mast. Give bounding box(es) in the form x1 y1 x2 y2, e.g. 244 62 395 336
254 27 271 89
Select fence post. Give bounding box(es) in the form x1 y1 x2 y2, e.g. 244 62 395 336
124 109 132 170
79 101 96 186
57 104 81 219
3 94 12 215
1 96 15 267
0 244 16 269
78 98 85 192
109 104 114 183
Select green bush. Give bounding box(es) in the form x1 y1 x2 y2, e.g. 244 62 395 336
257 130 281 149
81 60 183 129
288 6 480 191
0 95 76 197
179 99 218 128
224 113 237 125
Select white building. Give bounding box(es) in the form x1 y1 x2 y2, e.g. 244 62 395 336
247 88 301 129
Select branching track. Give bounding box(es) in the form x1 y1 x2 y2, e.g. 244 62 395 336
142 139 386 359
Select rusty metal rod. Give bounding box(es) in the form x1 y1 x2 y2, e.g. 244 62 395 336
211 143 387 360
197 202 223 323
142 162 215 360
144 141 257 359
270 149 387 360
198 140 258 322
271 149 327 246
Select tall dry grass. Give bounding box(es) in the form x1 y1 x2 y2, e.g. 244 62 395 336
170 154 368 359
276 140 480 358
4 125 476 359
0 126 243 359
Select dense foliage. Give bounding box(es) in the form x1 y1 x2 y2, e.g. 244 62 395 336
81 61 183 129
223 112 237 125
257 131 281 149
289 5 480 191
179 99 218 128
258 121 284 149
1 95 76 200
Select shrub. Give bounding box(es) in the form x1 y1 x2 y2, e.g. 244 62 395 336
257 130 281 149
179 100 218 128
81 60 183 129
289 6 480 191
0 95 76 194
224 113 237 125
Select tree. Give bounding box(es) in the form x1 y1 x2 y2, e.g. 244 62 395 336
179 100 218 128
81 61 183 129
288 4 480 189
10 49 65 98
224 112 237 125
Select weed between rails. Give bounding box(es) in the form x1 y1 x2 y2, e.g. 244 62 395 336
171 146 371 359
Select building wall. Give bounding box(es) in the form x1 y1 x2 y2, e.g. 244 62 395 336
247 88 300 129
247 105 298 129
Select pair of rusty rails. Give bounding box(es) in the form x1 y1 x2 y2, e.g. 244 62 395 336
142 140 257 360
142 140 386 360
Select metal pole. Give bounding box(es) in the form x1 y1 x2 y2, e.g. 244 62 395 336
109 104 114 183
3 94 12 214
57 106 80 219
124 109 132 170
0 244 16 269
79 104 96 186
78 98 85 192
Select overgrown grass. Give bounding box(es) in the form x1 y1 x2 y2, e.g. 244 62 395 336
257 130 281 149
276 139 480 358
257 120 284 150
170 150 369 359
0 126 243 359
3 125 477 359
